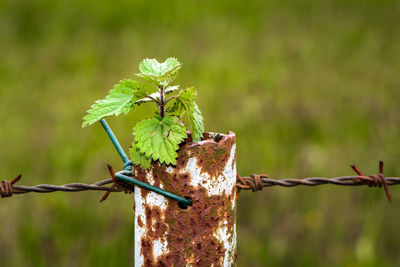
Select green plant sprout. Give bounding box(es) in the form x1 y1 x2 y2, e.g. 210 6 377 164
82 58 204 169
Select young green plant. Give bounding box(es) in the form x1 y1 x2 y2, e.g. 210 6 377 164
82 58 204 169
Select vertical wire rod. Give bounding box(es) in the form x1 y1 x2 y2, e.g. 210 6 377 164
100 119 129 164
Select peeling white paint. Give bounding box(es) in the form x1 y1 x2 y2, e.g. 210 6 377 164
153 238 169 261
146 191 168 211
166 166 175 174
134 187 145 267
182 144 236 198
214 219 237 267
135 186 169 266
223 144 237 198
146 170 155 186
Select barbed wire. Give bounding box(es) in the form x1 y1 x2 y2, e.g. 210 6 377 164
236 161 399 202
1 178 116 194
0 178 132 196
0 164 134 202
236 175 400 189
1 161 399 202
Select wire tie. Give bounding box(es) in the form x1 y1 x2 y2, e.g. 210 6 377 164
0 175 21 198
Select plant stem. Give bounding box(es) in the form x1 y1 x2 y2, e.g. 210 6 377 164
159 85 165 118
145 95 161 106
164 95 178 105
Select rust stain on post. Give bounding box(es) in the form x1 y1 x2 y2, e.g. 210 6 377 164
134 132 237 266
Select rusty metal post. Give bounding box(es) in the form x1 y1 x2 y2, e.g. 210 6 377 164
134 132 237 266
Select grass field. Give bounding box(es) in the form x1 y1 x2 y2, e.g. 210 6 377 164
0 0 399 266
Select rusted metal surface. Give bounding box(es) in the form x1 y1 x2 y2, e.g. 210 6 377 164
134 132 237 266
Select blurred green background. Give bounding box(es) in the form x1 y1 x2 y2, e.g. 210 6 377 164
0 0 399 266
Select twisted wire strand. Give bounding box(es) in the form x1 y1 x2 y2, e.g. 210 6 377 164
3 175 399 196
1 162 399 202
13 179 121 193
1 178 122 196
0 165 135 202
236 175 400 189
236 161 398 202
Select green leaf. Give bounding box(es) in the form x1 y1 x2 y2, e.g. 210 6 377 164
129 142 151 169
137 58 181 87
133 116 187 165
190 102 204 142
168 87 204 142
82 79 138 127
133 82 149 100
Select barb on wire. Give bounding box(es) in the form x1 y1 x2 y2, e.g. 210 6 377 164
236 161 400 202
0 175 22 198
99 164 134 202
0 170 134 200
2 161 400 203
0 163 191 205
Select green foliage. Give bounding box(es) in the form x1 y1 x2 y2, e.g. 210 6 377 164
137 58 181 87
190 103 204 142
133 116 187 165
129 143 151 170
83 58 204 169
82 79 139 127
167 87 204 142
132 82 149 100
